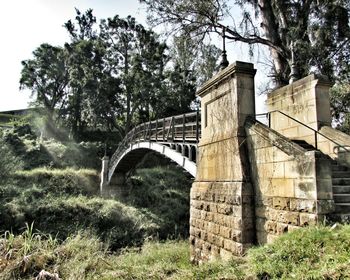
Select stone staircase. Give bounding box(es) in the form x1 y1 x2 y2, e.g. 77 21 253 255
332 163 350 220
292 139 350 221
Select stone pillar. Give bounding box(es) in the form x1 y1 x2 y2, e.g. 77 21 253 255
190 62 256 263
266 74 332 145
100 156 109 194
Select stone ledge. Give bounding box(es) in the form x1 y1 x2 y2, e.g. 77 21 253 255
196 61 256 98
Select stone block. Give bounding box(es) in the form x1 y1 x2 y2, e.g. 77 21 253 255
265 220 277 234
299 213 318 226
289 199 316 213
276 223 289 234
296 157 315 177
220 248 234 261
294 179 316 199
255 206 267 219
208 222 220 235
271 178 295 197
202 211 214 222
317 200 335 214
267 234 278 244
315 157 332 179
190 208 201 219
256 230 268 244
283 161 298 178
288 225 300 232
279 211 300 225
219 226 232 239
272 197 290 210
217 204 233 215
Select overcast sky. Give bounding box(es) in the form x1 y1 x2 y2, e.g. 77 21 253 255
0 0 146 111
0 0 266 112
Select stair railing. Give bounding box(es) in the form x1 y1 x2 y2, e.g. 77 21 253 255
255 110 350 153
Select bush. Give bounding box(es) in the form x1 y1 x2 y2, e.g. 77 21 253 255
0 132 23 179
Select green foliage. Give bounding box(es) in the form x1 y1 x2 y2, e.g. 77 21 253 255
0 113 25 127
4 225 350 279
20 9 220 139
0 231 244 280
142 0 350 86
0 161 192 250
124 166 192 239
330 83 350 134
19 44 69 115
248 225 350 279
1 125 105 170
0 131 24 178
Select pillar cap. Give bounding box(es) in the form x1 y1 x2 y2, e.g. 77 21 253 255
102 156 109 160
267 73 333 99
196 61 256 98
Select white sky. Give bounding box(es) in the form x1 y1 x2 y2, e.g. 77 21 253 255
0 0 146 111
0 0 267 112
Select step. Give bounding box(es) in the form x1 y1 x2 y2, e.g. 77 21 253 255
335 203 350 213
333 194 350 203
328 213 350 223
332 178 350 185
332 164 349 172
332 171 350 178
332 185 350 194
291 140 316 151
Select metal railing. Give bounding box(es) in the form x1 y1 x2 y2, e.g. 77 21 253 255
256 110 350 152
109 111 201 168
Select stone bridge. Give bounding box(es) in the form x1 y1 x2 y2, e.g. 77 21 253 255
101 61 350 264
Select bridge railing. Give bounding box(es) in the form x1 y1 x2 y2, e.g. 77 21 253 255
109 111 201 169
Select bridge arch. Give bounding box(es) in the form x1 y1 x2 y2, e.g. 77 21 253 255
100 111 200 188
107 141 197 183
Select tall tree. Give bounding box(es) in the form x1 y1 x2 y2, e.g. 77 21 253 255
20 43 69 119
63 9 123 138
141 0 350 86
101 15 170 131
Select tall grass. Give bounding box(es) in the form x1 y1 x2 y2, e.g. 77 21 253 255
0 229 244 280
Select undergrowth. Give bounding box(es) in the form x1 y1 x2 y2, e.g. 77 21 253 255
0 165 191 250
1 224 350 279
248 224 350 279
0 225 244 280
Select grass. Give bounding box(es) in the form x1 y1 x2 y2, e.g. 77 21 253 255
0 227 244 280
248 224 350 279
0 165 192 250
1 224 350 279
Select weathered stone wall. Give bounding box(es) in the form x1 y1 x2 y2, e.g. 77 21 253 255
266 74 333 153
245 118 334 243
319 126 350 167
190 62 256 263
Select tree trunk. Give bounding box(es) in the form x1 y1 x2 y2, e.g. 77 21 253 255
258 0 289 86
124 44 132 134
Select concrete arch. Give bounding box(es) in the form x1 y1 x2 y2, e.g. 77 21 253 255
108 141 197 183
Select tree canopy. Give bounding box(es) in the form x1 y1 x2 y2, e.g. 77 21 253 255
20 9 220 140
141 0 350 86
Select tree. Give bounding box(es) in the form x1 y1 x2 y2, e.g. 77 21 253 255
101 15 171 131
20 43 69 120
20 9 220 140
63 9 123 138
141 0 350 86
